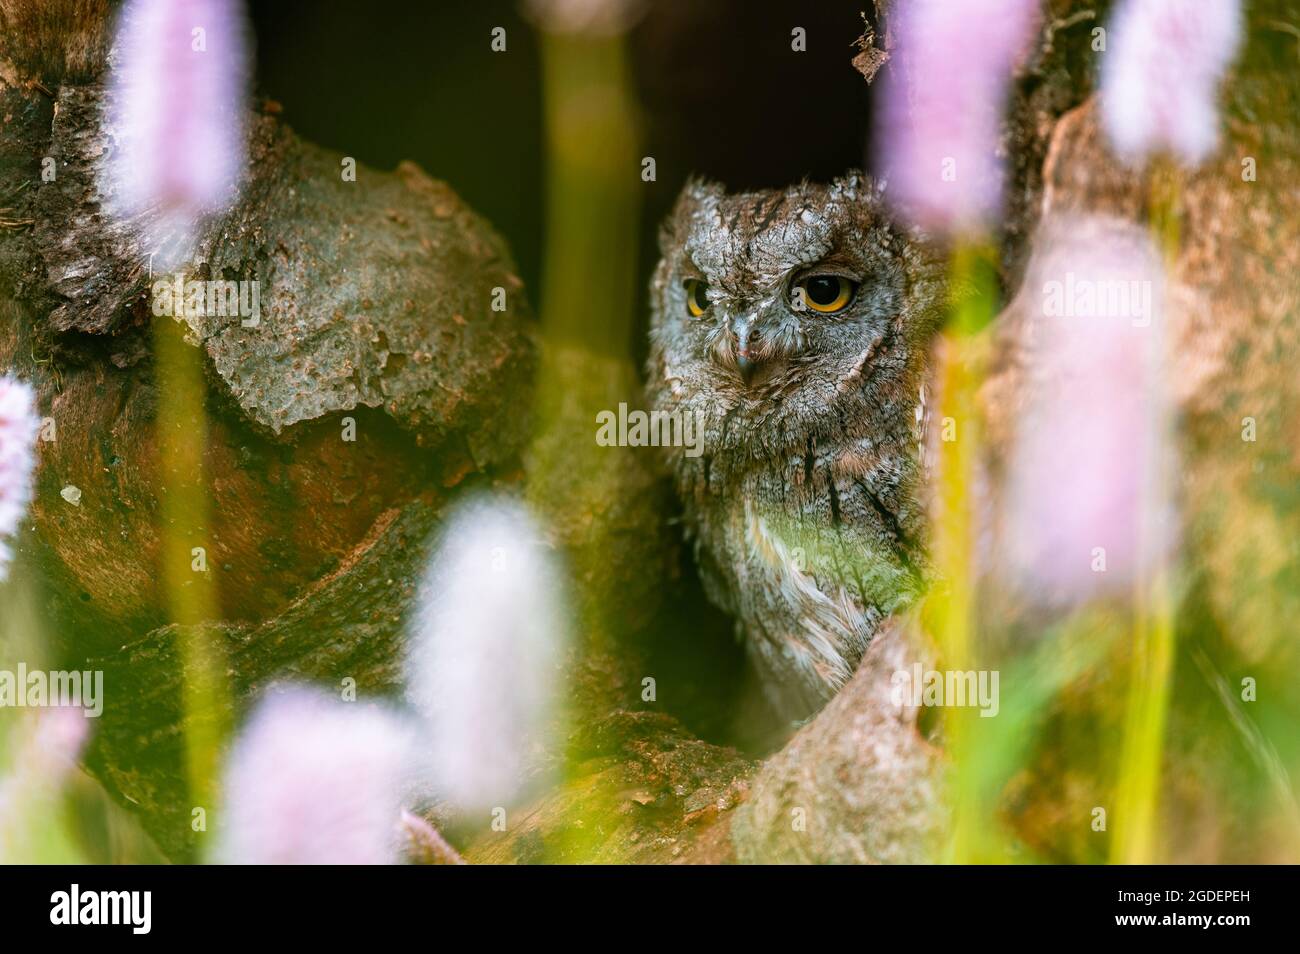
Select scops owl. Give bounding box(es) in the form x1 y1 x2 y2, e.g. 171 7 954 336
647 172 947 722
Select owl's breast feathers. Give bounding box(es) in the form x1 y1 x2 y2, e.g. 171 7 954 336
672 418 929 719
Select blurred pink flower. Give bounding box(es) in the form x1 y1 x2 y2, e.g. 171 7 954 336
1 706 88 791
1001 216 1177 605
524 0 645 35
106 0 251 265
0 707 89 859
0 376 39 581
1101 0 1242 166
407 497 567 813
215 687 414 865
874 0 1040 235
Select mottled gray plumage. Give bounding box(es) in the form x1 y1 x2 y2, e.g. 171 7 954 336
647 172 946 721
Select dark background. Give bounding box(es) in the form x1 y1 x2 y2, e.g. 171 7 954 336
248 0 874 361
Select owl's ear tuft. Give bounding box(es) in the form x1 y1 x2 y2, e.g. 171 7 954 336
830 170 883 204
660 176 723 253
677 176 725 216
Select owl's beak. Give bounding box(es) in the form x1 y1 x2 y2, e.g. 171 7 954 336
732 317 759 385
735 351 757 385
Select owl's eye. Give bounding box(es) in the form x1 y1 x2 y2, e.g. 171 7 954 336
795 275 857 314
684 279 710 317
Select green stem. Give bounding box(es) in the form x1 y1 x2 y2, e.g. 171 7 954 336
928 241 998 862
1110 162 1180 864
153 311 229 821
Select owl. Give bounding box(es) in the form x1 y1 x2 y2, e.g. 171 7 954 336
647 172 948 722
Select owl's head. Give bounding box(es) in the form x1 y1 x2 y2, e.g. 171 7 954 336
648 172 946 456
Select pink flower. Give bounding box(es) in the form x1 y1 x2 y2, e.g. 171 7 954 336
407 497 567 813
523 0 645 35
0 376 39 582
874 0 1040 235
1 706 88 792
214 687 415 865
1101 0 1242 166
0 707 89 860
1001 216 1177 605
105 0 251 265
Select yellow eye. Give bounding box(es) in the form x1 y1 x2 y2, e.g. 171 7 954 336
796 275 856 314
685 279 710 317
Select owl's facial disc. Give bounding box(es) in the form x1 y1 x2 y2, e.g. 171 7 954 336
689 269 869 391
666 178 918 399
